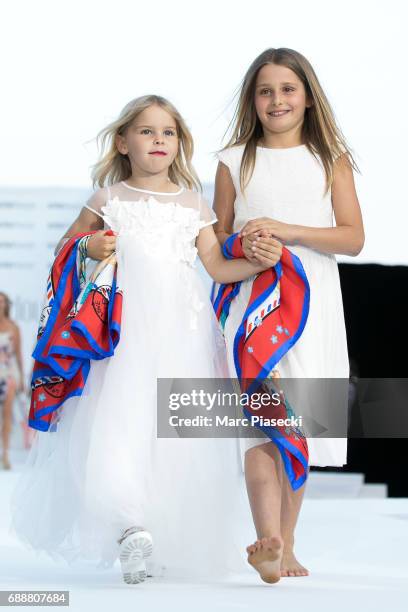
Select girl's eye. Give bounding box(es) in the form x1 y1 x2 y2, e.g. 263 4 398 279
140 128 176 136
260 87 294 95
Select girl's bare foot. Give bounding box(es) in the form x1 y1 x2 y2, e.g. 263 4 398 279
246 536 283 584
280 547 309 577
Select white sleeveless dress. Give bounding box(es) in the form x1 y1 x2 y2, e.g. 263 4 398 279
9 181 250 578
216 144 349 467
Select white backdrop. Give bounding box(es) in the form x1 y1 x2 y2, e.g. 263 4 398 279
1 0 407 264
1 0 407 380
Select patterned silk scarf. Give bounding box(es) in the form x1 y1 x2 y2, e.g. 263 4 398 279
29 231 122 432
212 233 310 490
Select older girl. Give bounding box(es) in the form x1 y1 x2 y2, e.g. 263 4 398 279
213 47 364 582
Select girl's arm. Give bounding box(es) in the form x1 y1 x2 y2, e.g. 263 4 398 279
213 161 262 263
196 224 275 284
240 155 365 257
213 162 236 247
299 153 365 255
54 208 103 255
54 189 116 260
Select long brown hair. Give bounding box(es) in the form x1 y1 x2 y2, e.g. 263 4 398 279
220 47 360 195
91 94 202 192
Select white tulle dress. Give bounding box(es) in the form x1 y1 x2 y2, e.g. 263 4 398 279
216 144 350 468
9 181 251 579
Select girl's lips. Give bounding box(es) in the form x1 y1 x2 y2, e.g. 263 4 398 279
149 152 167 156
268 110 290 117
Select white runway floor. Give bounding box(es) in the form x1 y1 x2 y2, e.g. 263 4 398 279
1 451 407 612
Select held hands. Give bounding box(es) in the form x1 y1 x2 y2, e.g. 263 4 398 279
239 217 299 247
241 228 283 268
87 230 117 261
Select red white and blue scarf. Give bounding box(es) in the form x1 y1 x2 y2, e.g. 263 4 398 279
211 233 310 490
29 231 122 432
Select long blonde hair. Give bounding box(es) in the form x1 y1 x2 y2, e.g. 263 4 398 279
220 47 360 195
91 94 202 191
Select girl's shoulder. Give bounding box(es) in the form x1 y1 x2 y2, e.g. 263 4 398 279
216 144 245 175
83 185 110 217
84 182 125 213
216 144 245 163
0 319 17 335
179 189 217 227
179 188 209 209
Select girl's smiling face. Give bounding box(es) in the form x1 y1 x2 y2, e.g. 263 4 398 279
116 104 179 175
254 63 312 140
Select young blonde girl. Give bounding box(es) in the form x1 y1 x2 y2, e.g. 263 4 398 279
10 94 277 584
213 48 365 583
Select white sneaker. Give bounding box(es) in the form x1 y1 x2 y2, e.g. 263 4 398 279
118 526 153 584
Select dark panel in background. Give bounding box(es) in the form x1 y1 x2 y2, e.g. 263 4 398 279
311 263 408 497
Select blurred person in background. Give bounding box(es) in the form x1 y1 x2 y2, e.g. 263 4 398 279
0 292 25 469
